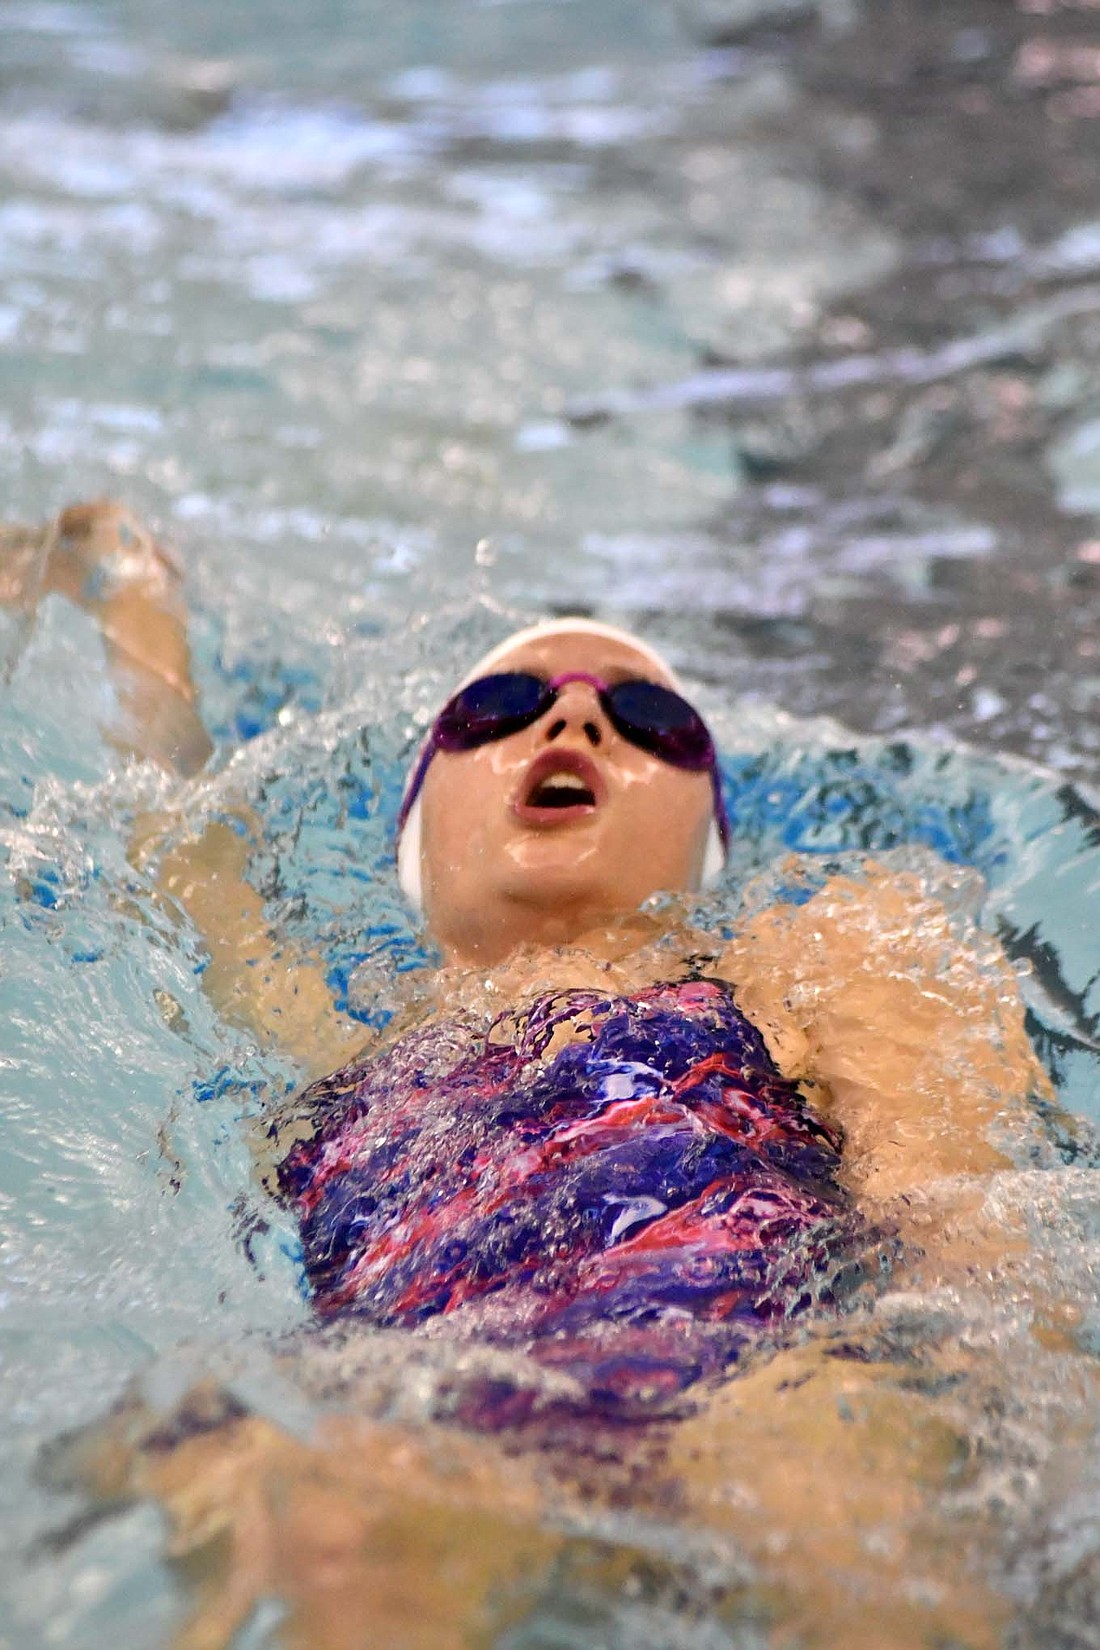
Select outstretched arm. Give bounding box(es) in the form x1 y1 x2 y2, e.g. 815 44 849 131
4 499 363 1074
136 810 366 1077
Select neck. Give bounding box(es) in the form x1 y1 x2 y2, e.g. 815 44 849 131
433 903 713 1002
425 910 719 1023
437 896 630 970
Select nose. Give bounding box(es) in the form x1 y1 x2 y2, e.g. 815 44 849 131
542 681 604 749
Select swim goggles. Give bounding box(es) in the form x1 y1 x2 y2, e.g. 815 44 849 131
397 670 730 849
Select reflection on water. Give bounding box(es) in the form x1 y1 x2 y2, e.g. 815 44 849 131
1 0 1099 1646
0 0 1097 775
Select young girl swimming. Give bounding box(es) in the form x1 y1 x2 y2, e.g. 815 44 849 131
9 501 1063 1650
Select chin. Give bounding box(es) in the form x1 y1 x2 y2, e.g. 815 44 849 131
497 855 615 912
505 873 607 910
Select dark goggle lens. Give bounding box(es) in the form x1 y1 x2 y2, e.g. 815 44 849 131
435 671 714 770
605 680 713 770
435 672 549 750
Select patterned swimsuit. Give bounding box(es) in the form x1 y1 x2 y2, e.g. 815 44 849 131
278 979 861 1416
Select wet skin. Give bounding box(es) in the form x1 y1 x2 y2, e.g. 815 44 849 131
9 502 1080 1650
418 631 715 965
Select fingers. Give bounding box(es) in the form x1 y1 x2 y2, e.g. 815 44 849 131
0 521 53 611
49 500 183 604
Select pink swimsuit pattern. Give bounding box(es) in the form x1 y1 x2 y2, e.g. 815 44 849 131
278 979 865 1418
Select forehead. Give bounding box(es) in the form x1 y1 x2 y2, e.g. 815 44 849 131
481 631 675 687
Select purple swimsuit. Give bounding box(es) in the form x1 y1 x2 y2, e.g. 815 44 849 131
278 980 860 1416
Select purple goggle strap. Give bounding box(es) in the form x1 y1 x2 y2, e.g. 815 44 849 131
396 671 730 851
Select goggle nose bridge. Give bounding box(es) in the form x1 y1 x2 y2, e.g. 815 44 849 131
540 672 613 740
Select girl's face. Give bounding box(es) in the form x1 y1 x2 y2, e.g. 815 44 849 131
419 632 715 965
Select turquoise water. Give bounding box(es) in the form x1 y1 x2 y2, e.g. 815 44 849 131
2 0 1100 1645
3 601 1098 1646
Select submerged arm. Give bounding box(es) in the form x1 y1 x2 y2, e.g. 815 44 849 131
717 863 1050 1248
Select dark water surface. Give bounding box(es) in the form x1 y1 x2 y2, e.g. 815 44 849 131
566 0 1100 780
1 0 1098 782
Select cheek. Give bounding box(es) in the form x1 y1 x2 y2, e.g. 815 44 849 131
419 749 514 878
612 765 712 871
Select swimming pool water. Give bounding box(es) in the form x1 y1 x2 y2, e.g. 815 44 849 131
2 595 1098 1646
2 0 1099 1645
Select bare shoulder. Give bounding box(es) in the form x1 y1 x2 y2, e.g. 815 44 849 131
714 861 1051 1212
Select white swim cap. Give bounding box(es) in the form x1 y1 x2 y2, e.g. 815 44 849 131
396 618 727 908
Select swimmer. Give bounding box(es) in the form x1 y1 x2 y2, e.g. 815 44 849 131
9 501 1068 1650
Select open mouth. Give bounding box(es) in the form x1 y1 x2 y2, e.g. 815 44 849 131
528 771 597 809
514 749 603 825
